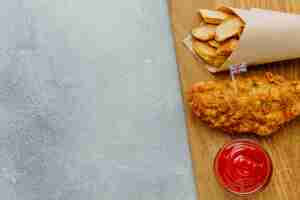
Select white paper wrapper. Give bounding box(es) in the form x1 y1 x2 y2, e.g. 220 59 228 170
184 6 300 73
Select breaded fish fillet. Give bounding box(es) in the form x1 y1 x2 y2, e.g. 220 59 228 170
188 72 300 136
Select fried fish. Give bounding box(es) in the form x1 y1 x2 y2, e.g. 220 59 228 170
188 72 300 136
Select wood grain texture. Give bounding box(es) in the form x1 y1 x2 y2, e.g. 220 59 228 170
168 0 300 199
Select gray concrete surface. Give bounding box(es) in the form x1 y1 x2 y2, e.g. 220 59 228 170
0 0 196 199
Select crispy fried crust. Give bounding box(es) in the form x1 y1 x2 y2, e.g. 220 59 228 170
188 72 300 136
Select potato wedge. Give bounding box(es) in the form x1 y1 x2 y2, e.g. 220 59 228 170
215 17 244 42
214 56 228 67
208 40 221 48
193 40 218 65
198 9 230 24
193 40 217 57
192 24 217 41
217 38 239 56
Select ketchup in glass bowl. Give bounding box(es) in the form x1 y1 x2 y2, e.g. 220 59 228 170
214 139 273 196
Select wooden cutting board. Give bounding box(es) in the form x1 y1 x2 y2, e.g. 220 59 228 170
168 0 300 199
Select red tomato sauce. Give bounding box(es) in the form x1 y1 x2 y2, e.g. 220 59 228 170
214 139 272 195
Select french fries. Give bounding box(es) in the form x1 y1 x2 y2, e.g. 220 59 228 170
191 8 245 68
217 38 239 56
208 40 221 48
213 56 228 67
193 40 217 65
192 24 216 41
199 9 230 24
215 17 244 42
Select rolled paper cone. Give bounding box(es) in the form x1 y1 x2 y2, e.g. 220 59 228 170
251 8 292 16
206 6 300 73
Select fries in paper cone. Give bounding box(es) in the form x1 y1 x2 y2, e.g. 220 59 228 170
185 6 300 73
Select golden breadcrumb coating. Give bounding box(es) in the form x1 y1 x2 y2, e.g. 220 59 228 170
188 72 300 135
